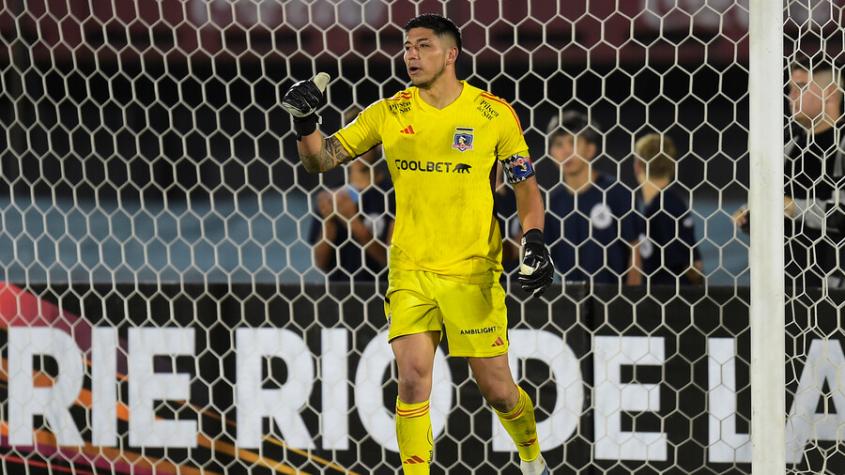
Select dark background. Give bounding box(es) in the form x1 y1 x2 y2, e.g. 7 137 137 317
2 0 842 204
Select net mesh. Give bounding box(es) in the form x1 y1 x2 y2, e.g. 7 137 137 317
0 1 842 474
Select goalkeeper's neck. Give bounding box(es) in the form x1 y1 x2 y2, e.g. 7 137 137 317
418 73 464 110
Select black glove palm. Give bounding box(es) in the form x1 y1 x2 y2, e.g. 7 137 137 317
518 229 554 297
282 73 331 138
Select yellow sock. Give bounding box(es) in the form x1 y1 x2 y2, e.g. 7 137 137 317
495 386 541 462
395 397 433 474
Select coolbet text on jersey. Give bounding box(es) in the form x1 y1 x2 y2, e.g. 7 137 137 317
335 82 529 282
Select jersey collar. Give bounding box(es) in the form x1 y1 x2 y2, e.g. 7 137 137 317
413 80 469 113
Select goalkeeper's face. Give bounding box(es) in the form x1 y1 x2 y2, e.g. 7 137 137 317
403 27 456 88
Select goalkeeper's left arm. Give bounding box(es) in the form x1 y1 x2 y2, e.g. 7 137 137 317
510 171 554 297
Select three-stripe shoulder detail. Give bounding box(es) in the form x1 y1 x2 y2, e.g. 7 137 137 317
479 92 523 133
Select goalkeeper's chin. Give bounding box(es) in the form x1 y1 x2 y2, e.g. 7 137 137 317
407 68 439 89
408 76 430 89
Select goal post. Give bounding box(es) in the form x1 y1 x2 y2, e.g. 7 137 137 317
748 1 785 474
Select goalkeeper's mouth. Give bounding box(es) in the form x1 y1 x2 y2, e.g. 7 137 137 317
408 65 422 76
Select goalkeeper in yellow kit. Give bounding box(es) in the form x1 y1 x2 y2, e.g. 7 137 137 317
282 14 554 475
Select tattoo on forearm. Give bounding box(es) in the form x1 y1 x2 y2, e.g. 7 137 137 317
302 136 352 173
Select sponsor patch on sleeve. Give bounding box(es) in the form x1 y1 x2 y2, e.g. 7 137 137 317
503 154 535 183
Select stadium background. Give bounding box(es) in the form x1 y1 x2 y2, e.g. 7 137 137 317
0 0 760 284
0 1 843 474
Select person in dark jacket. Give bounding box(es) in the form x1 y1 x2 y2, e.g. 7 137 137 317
309 106 394 282
733 55 844 289
543 110 641 285
633 133 703 285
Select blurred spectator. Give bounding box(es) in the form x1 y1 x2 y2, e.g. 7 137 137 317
309 107 394 281
633 133 703 285
543 110 641 285
733 54 844 289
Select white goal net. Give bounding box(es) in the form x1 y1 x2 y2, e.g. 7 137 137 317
0 1 843 474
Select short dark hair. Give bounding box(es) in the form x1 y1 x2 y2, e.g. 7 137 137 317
791 52 841 86
404 14 462 56
547 110 602 154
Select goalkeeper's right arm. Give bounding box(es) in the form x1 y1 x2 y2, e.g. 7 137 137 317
281 73 353 174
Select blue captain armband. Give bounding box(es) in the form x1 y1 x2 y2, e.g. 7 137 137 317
502 154 535 184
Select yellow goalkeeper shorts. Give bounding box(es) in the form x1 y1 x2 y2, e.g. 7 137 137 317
383 268 509 358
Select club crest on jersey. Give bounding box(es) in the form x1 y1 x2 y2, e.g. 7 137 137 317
452 128 474 152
